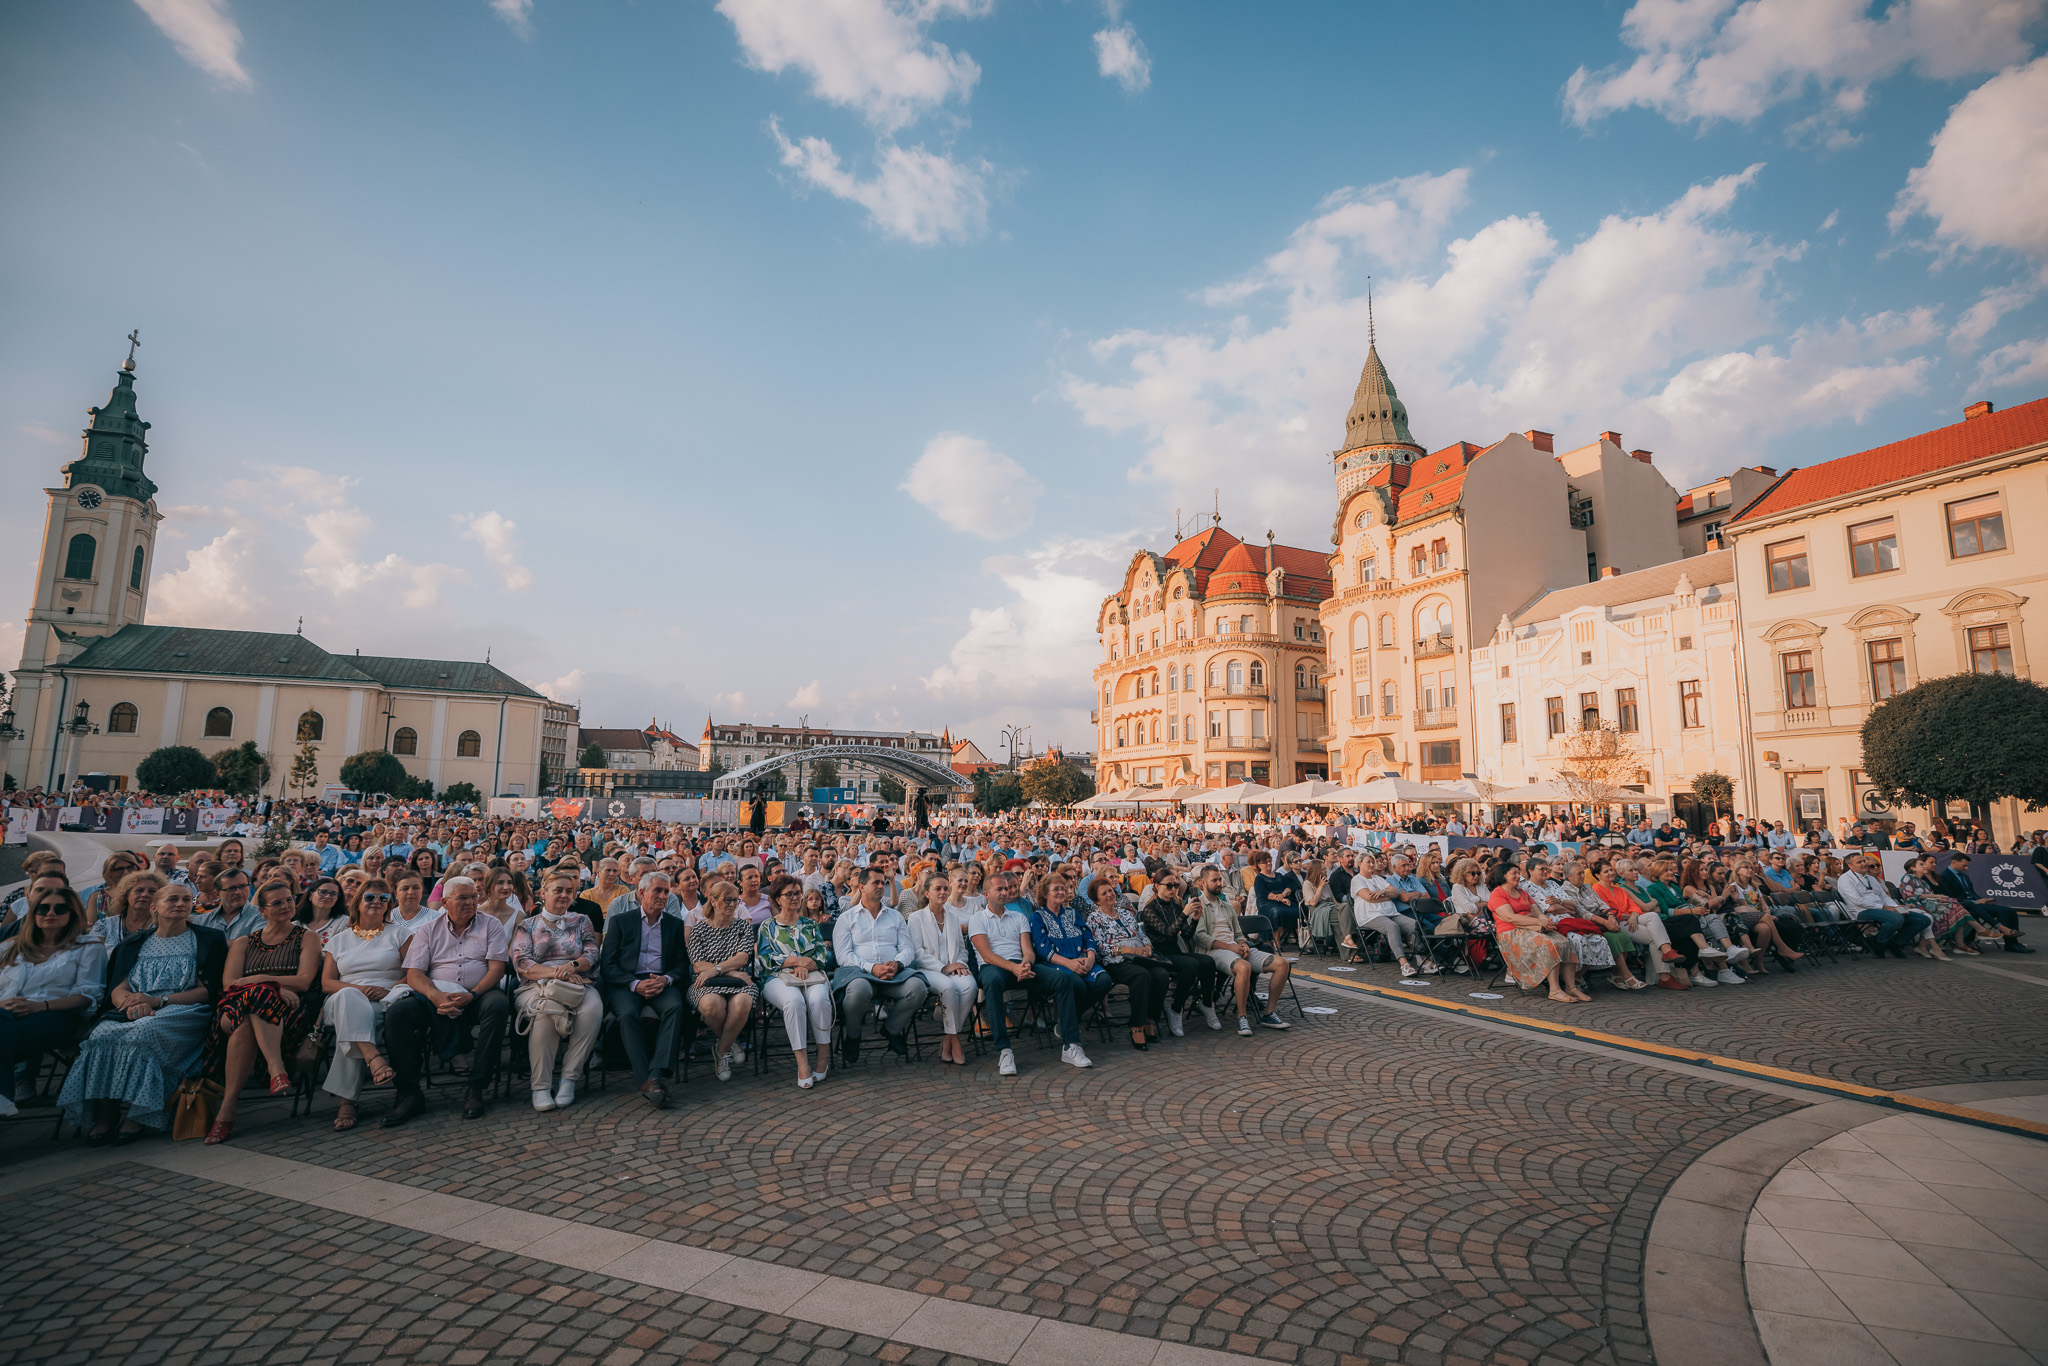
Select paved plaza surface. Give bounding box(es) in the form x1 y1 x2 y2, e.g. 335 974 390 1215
7 957 2048 1366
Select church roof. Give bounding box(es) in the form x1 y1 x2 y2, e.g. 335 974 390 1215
64 361 158 504
64 624 540 696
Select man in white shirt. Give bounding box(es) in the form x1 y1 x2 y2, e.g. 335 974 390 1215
1351 855 1433 977
1836 853 1929 957
969 869 1043 1077
831 867 929 1063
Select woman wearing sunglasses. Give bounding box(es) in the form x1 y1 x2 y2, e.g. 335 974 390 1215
317 878 406 1130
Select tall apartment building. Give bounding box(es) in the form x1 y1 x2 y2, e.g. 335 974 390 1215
1093 527 1333 791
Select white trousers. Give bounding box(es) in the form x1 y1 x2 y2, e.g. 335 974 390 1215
1624 916 1674 979
515 984 603 1090
926 970 979 1034
321 986 389 1101
762 977 834 1051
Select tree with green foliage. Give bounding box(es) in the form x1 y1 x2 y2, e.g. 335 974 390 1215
878 774 906 805
1691 771 1735 823
441 781 481 805
537 757 552 793
289 739 321 797
1020 756 1094 807
579 741 607 769
398 773 437 801
809 757 841 790
974 768 1025 815
213 741 271 796
339 750 408 796
1861 672 2048 818
137 745 218 795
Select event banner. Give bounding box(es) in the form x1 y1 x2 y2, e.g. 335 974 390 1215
1878 850 2048 913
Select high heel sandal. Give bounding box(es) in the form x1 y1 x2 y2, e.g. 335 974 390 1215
268 1073 292 1096
205 1116 235 1145
368 1058 395 1086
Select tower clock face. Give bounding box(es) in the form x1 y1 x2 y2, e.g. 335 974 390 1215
76 488 103 509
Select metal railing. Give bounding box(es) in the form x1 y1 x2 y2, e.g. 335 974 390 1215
1295 684 1325 700
1413 708 1459 731
1209 736 1271 750
1414 637 1455 660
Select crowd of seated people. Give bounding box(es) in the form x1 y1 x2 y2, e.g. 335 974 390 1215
0 802 2036 1136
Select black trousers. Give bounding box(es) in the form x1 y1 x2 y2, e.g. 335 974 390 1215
1965 899 2022 936
606 985 687 1082
1157 951 1221 1011
386 988 509 1095
1664 914 1705 971
1105 959 1172 1025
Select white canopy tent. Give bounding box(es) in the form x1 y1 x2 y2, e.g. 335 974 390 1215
1324 776 1477 805
1244 778 1347 806
1182 781 1274 807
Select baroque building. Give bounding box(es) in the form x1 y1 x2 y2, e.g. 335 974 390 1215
1092 525 1333 791
3 350 557 798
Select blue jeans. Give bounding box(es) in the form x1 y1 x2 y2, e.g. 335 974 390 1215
1856 906 1930 946
1032 963 1110 1045
977 963 1032 1050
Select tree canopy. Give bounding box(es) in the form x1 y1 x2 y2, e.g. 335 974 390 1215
1861 671 2048 812
136 745 217 795
974 768 1025 815
809 757 842 790
441 781 481 805
1020 756 1094 806
578 742 607 768
338 750 409 796
213 741 270 796
1692 771 1734 820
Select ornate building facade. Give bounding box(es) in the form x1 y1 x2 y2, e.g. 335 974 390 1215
3 351 558 798
1092 526 1333 791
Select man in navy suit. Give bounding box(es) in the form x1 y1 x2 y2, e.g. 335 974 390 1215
1937 853 2033 953
599 873 695 1105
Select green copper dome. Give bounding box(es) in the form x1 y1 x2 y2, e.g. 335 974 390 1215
63 360 157 504
1340 343 1417 453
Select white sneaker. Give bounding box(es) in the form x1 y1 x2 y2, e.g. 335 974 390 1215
531 1089 555 1111
1692 970 1718 987
1726 946 1751 965
553 1079 576 1108
998 1048 1017 1076
1199 1004 1222 1030
0 1093 21 1118
1166 1007 1185 1037
1060 1043 1093 1069
1717 969 1745 985
716 1055 733 1082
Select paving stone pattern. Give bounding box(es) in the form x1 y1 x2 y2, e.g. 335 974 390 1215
210 992 1794 1366
9 1166 1005 1366
1420 954 2048 1091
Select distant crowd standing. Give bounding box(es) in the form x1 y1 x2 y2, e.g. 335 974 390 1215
0 795 2039 1142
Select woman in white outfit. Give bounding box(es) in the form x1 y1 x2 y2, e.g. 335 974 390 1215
318 879 406 1130
909 872 976 1065
754 875 834 1087
510 871 602 1112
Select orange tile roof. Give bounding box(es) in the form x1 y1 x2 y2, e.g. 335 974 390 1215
1733 397 2048 525
1393 441 1485 523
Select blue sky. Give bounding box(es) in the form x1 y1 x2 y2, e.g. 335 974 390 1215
4 0 2046 756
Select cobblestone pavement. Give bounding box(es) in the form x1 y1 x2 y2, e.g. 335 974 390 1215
1338 951 2048 1091
8 1166 1001 1366
13 964 2042 1366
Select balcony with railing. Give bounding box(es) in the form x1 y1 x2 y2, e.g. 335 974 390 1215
1413 707 1460 731
1211 682 1270 699
1295 684 1325 700
1208 735 1272 751
1414 636 1455 661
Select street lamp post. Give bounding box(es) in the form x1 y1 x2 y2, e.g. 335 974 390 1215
63 699 99 794
0 697 19 793
1001 723 1025 770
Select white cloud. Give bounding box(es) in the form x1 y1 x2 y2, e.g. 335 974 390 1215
1951 282 2041 352
901 432 1041 538
1565 0 2044 128
528 668 587 705
716 0 988 132
712 691 749 715
788 680 824 710
1094 24 1151 93
133 0 253 90
1063 164 1952 513
772 122 990 244
20 422 66 447
923 534 1143 728
151 466 472 629
1978 334 2048 389
489 0 534 38
1894 55 2048 261
456 510 534 591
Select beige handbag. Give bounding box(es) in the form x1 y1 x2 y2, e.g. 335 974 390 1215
515 977 587 1033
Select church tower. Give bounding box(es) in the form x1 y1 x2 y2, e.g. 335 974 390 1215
20 336 162 670
1330 302 1424 498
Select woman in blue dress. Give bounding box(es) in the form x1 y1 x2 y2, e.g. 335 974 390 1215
60 881 227 1144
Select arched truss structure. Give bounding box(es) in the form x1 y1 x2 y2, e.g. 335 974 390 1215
709 743 971 796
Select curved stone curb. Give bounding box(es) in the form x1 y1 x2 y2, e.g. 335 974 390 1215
1644 1078 2048 1366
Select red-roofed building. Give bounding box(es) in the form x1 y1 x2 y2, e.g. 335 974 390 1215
1093 516 1335 791
1724 396 2048 843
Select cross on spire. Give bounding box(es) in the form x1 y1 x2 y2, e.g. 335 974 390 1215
124 329 141 371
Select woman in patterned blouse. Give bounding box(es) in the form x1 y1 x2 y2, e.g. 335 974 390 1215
511 872 602 1111
1085 875 1169 1051
756 875 835 1088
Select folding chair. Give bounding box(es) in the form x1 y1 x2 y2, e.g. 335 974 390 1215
1234 915 1307 1019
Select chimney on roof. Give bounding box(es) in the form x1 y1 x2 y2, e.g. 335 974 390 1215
1600 431 1623 446
1965 400 1995 420
1754 465 1777 475
1600 566 1619 579
1524 429 1553 453
1630 448 1654 464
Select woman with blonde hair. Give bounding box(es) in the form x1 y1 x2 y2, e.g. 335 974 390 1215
318 878 404 1130
88 869 167 950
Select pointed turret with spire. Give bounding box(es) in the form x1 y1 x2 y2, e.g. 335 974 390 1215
1331 283 1423 496
65 331 158 504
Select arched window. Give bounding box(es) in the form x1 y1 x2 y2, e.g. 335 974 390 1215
203 707 233 737
296 710 324 742
1382 682 1398 717
1295 664 1307 688
1167 664 1178 692
1207 662 1221 687
64 533 96 581
1151 719 1161 743
1379 614 1395 647
1248 661 1264 686
1102 684 1110 707
130 544 146 590
1352 614 1370 653
393 727 418 755
1136 676 1147 699
108 702 139 734
457 729 482 757
1227 661 1244 690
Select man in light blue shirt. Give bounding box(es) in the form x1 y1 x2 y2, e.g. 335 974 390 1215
1765 822 1799 851
310 830 345 876
831 867 929 1064
1626 820 1656 849
192 870 262 940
